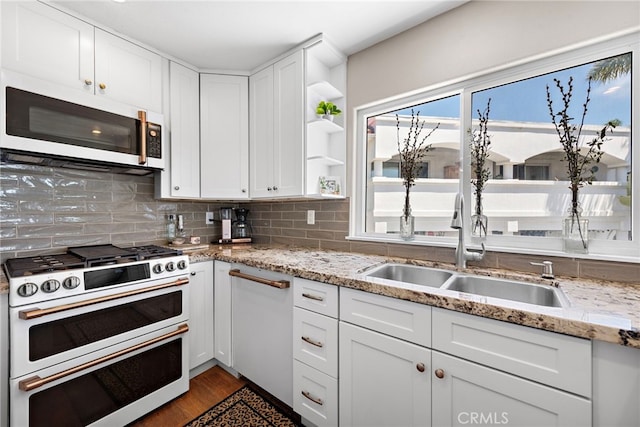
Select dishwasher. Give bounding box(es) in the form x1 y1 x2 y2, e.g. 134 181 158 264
231 265 293 407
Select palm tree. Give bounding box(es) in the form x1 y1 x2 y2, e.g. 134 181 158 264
588 53 631 83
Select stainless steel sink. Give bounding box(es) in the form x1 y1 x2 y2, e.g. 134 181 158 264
363 263 454 288
442 275 568 307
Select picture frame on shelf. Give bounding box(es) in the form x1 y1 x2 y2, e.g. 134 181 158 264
319 176 341 195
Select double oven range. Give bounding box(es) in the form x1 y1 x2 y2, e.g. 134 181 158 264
4 244 191 427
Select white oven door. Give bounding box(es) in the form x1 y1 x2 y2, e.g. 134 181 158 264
10 323 189 427
10 277 189 378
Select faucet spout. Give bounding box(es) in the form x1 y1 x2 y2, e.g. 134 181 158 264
450 193 485 268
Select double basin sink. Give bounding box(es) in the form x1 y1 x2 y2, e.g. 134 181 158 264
362 263 569 308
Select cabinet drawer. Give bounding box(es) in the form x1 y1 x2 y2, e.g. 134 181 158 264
293 307 338 377
293 361 338 427
432 308 592 397
293 278 339 318
340 287 431 347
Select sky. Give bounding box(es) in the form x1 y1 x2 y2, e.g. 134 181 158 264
392 55 631 127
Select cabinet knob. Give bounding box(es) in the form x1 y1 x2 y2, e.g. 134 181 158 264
434 368 445 379
273 186 278 191
416 363 425 373
190 272 196 276
174 186 180 190
98 83 107 90
267 187 273 191
242 189 247 193
84 79 93 86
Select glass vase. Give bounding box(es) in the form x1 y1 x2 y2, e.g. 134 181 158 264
399 207 414 241
563 209 589 254
471 203 488 238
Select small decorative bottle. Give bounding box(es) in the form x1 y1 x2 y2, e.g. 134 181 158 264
166 214 176 243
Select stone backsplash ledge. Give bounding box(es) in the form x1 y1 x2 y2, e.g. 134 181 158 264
0 161 638 283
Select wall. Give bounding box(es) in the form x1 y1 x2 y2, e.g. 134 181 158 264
0 161 228 262
341 0 640 281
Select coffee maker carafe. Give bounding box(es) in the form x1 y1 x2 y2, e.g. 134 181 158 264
233 208 252 241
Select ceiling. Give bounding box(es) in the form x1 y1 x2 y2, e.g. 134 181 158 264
50 0 467 72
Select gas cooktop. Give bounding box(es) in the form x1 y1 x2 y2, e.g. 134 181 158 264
4 244 183 278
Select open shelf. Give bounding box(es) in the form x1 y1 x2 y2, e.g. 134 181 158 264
308 118 343 133
307 155 345 166
307 80 343 99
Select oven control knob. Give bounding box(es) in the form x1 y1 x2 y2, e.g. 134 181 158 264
177 260 188 270
165 262 176 272
41 279 60 293
17 283 38 297
153 263 164 274
63 276 81 290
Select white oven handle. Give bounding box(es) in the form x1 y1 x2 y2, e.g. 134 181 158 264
18 277 189 320
18 323 189 392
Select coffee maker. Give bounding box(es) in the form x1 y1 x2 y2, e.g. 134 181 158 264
219 207 233 243
232 208 252 242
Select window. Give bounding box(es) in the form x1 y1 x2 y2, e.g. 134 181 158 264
365 95 460 237
352 32 638 260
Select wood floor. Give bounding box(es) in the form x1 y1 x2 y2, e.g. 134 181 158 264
129 365 247 427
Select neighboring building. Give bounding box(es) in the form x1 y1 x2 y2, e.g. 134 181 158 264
367 115 631 240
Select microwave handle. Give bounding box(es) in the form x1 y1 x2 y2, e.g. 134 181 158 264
138 110 147 165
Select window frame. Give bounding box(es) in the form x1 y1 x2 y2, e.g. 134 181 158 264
350 30 639 262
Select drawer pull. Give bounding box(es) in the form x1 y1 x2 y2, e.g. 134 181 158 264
302 390 324 406
229 269 290 289
301 336 324 348
302 292 324 302
416 362 425 373
435 368 445 379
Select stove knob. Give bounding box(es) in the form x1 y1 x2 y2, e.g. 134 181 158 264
63 276 81 290
177 260 188 270
41 279 60 293
165 262 176 272
153 263 164 274
17 283 38 298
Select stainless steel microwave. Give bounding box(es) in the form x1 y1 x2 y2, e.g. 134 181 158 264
1 71 165 171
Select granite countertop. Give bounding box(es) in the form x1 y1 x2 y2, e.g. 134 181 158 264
2 244 639 349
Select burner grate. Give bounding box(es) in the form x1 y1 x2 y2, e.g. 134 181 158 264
123 245 183 259
4 254 85 277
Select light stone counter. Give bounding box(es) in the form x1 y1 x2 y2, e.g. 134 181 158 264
2 244 638 349
191 244 640 350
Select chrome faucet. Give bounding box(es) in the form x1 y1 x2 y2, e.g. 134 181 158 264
450 193 485 268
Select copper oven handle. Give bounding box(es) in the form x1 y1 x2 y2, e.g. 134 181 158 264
19 277 189 320
18 323 189 392
229 269 290 289
138 110 147 165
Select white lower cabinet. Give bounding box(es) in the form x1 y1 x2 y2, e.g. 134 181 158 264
339 321 431 427
213 261 233 367
431 351 591 426
293 278 339 427
189 261 214 370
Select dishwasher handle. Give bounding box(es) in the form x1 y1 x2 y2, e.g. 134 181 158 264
229 269 290 289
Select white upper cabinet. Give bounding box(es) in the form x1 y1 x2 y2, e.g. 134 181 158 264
93 28 163 112
162 61 201 199
1 2 163 112
249 37 346 200
250 50 304 198
1 1 94 92
200 74 249 199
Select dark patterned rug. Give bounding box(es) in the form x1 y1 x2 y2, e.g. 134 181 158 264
184 386 301 427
